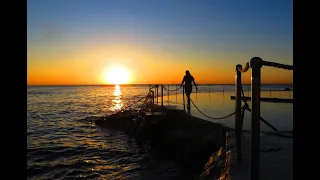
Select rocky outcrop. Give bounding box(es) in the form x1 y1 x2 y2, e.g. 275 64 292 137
92 109 138 130
143 109 231 177
93 106 232 179
200 147 226 180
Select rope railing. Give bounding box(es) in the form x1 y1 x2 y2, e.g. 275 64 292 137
125 81 293 136
121 83 291 136
235 57 293 180
240 86 278 132
162 85 182 92
118 85 158 113
188 89 292 139
148 85 158 90
262 60 293 70
128 90 155 140
242 105 293 139
237 59 294 71
118 96 146 112
190 98 239 120
239 87 293 139
148 84 237 120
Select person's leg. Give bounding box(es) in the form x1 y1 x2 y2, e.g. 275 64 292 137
186 91 191 109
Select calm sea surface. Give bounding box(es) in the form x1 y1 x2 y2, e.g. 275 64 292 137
27 84 293 180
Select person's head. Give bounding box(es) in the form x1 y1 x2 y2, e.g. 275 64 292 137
185 70 190 76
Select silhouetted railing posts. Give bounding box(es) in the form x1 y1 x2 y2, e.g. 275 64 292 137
154 85 156 104
176 84 178 102
149 90 154 104
250 57 262 180
168 84 169 101
235 57 293 180
176 84 178 95
156 85 158 105
235 64 243 161
161 85 164 107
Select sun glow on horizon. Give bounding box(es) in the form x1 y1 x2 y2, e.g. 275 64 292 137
103 66 130 85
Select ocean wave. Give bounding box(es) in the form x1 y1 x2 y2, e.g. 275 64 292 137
27 145 147 180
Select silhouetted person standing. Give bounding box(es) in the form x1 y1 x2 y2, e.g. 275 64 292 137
180 70 198 113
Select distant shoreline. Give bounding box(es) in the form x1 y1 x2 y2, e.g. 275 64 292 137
27 83 293 87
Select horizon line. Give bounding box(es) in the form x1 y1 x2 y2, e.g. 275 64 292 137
27 83 293 86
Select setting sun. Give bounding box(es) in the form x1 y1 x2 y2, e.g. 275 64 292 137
104 66 130 85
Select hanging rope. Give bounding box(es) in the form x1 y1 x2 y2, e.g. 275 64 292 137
162 85 182 92
119 96 147 112
240 85 279 131
240 84 293 139
123 84 292 139
148 85 157 90
190 98 239 120
118 84 177 113
119 85 159 112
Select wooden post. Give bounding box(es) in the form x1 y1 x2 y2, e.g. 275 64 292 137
168 84 169 101
235 65 242 161
161 85 164 107
153 85 156 104
250 57 262 180
156 85 158 105
176 84 178 102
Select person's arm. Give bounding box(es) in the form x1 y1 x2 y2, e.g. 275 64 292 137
180 77 185 87
193 78 198 91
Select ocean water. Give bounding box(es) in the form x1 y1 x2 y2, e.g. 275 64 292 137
27 84 293 180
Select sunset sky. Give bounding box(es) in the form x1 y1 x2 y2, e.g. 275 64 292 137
27 0 293 85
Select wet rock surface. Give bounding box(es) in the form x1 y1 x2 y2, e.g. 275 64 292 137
93 107 231 179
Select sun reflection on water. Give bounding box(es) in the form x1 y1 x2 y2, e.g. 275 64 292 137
110 85 123 111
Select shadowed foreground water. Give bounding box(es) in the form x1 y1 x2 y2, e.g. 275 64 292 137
27 85 292 179
27 122 193 179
